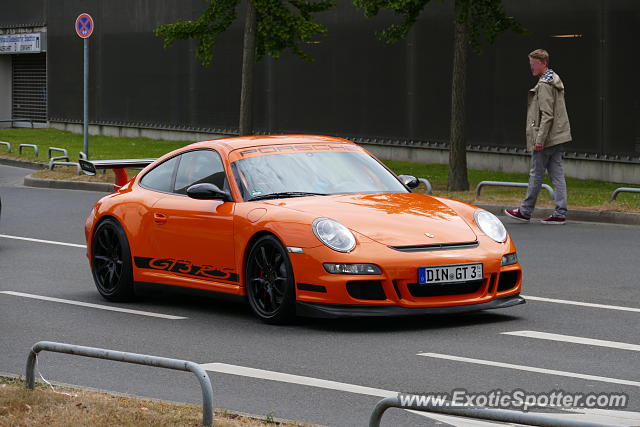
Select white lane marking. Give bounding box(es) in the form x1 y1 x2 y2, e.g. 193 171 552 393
502 330 640 352
0 291 186 320
0 234 86 248
201 362 639 426
407 410 509 426
417 353 640 388
523 295 640 313
200 362 395 398
200 364 528 426
413 408 640 427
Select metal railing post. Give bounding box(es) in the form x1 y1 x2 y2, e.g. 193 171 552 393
418 178 433 195
48 147 69 161
610 187 640 201
25 341 214 427
18 143 39 159
476 180 555 200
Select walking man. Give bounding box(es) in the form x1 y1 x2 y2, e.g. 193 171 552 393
505 49 572 224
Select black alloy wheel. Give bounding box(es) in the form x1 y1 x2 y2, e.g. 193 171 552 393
245 235 296 324
91 218 135 301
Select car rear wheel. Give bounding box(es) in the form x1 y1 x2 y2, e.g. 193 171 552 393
245 235 296 324
91 218 135 301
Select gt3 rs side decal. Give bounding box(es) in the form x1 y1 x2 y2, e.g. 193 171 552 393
134 256 239 283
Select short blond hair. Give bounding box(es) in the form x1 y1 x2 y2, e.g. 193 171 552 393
528 49 549 65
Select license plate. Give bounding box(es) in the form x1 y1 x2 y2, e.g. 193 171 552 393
418 263 483 284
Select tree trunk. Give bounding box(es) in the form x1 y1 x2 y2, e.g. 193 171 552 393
448 5 470 191
239 0 257 135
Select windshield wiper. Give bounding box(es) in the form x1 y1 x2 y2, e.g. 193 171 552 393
248 191 328 201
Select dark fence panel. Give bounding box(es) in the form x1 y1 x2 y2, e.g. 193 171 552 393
38 0 639 155
0 0 46 28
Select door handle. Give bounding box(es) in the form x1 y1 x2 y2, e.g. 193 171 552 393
153 213 168 225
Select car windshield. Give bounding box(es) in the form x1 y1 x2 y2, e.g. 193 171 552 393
231 148 408 201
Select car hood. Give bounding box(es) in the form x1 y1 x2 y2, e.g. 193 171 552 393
263 193 477 246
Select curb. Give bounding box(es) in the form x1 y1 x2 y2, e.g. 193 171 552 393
479 204 640 227
0 157 46 170
23 174 115 192
0 158 113 192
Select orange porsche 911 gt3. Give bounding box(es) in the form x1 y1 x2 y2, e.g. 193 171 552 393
82 135 524 323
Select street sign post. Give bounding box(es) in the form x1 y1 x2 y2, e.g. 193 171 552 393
75 13 94 158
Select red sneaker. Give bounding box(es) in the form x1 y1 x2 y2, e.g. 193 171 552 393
541 215 566 225
504 208 530 222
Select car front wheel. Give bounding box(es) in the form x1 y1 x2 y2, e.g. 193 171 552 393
245 235 296 324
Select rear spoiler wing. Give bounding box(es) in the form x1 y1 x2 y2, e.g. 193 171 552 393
79 158 156 189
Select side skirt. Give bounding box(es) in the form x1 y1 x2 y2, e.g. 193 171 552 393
134 281 246 305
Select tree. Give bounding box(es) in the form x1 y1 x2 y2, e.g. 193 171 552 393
155 0 334 136
353 0 524 191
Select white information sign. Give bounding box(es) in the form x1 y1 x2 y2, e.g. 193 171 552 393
0 33 45 54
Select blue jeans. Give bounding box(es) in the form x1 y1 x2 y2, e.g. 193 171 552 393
520 144 568 218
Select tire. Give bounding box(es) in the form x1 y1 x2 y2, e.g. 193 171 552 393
91 218 135 301
245 235 296 324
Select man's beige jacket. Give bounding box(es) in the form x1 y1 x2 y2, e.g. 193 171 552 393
526 71 572 151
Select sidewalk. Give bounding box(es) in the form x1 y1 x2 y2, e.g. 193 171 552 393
2 157 639 226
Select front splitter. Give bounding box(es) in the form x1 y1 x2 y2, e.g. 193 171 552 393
296 294 525 319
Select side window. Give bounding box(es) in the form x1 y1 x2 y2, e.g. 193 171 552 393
139 156 179 193
174 149 227 195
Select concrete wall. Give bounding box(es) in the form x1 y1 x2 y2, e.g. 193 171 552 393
0 55 11 128
48 121 640 185
49 121 228 143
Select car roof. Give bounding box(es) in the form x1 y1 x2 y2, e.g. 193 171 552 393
185 134 355 154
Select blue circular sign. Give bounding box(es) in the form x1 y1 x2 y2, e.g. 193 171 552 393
75 13 94 39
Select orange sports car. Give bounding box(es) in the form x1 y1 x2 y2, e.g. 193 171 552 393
82 135 524 323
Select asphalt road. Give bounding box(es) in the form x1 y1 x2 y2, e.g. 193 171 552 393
1 163 639 426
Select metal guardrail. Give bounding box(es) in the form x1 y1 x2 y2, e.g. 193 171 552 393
610 187 640 201
48 147 69 161
47 147 75 171
26 341 215 427
0 141 11 153
476 180 555 200
369 396 614 427
49 161 82 175
0 118 34 128
418 178 433 195
18 143 39 159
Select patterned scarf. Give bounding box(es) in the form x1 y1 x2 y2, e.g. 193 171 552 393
540 69 554 83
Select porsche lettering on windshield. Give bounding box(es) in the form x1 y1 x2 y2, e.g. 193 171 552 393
232 144 359 160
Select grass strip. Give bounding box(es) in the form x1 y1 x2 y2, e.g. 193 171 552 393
0 376 309 426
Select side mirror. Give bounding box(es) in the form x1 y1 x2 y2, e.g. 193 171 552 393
186 183 232 201
398 174 419 189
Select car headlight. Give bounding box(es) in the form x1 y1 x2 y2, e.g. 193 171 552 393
312 218 356 253
474 210 507 243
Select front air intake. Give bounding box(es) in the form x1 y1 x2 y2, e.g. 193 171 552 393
497 271 520 292
346 281 386 300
